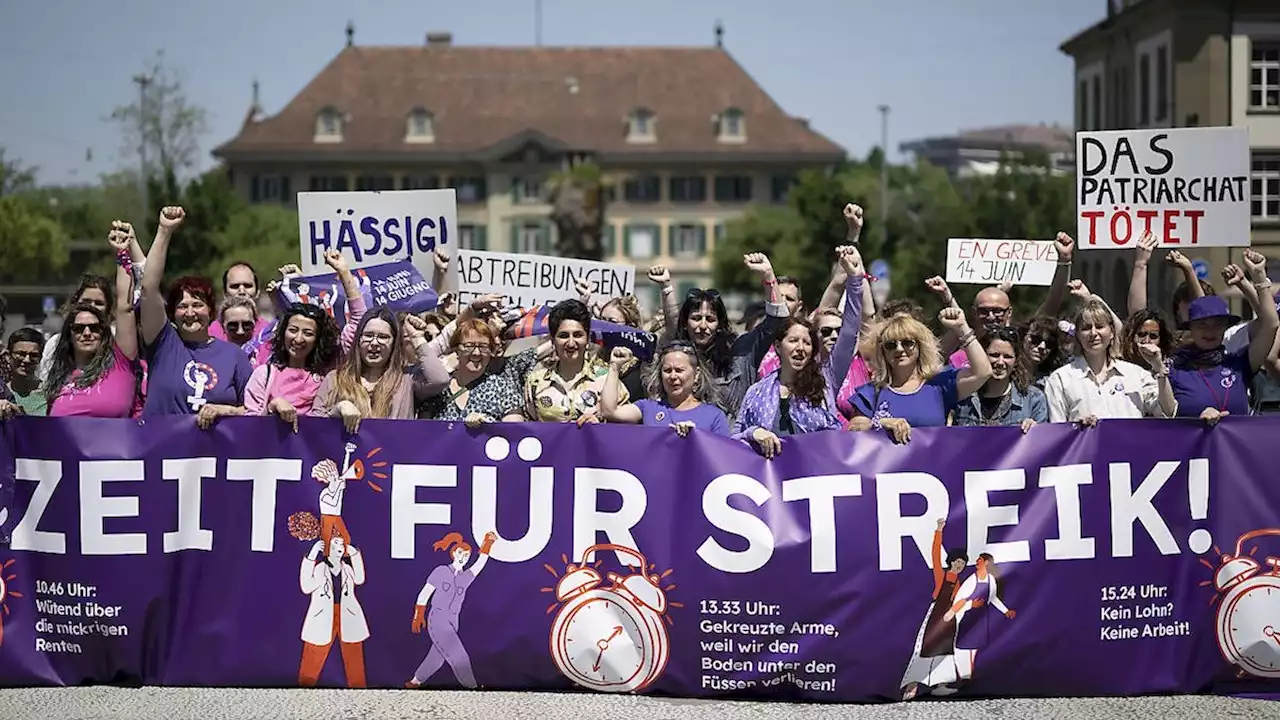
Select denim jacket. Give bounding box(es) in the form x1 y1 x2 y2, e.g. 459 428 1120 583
952 384 1049 427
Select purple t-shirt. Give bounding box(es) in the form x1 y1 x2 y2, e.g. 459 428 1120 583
634 399 731 436
1168 350 1252 418
849 368 960 428
143 323 254 416
426 564 474 619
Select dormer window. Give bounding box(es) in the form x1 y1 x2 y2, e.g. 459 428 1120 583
627 108 656 144
406 108 435 143
717 108 745 143
315 107 344 143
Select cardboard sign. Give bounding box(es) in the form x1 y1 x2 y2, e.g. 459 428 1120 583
1076 127 1250 249
454 249 635 308
296 189 458 275
946 238 1059 286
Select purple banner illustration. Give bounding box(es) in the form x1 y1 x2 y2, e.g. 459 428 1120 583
274 260 438 327
0 417 1278 701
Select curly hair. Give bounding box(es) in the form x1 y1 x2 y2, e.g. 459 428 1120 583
877 299 926 323
1120 309 1174 367
977 326 1032 394
599 295 642 327
860 315 943 386
270 303 341 375
549 299 593 336
772 317 829 407
43 303 118 401
643 342 722 407
1019 316 1068 377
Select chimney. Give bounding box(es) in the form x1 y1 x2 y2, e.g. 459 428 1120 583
426 31 453 47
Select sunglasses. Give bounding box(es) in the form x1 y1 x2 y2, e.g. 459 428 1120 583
977 306 1011 319
686 288 721 301
1027 334 1056 348
71 322 104 336
1135 330 1161 341
818 326 841 338
882 339 917 352
225 321 255 333
10 350 40 361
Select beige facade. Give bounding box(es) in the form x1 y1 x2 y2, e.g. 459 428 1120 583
1062 0 1280 314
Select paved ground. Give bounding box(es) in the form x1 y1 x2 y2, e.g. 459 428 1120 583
0 688 1276 720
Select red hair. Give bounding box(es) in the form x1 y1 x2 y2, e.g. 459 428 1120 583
433 532 472 554
165 276 215 320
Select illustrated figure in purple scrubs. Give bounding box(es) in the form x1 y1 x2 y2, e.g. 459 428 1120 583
941 552 1016 690
405 530 498 689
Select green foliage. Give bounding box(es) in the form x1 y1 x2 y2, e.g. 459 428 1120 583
0 148 37 197
203 204 300 281
0 195 69 281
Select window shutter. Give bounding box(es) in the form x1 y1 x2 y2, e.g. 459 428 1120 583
476 225 488 251
604 224 616 257
281 176 292 205
511 176 521 202
715 223 726 245
542 221 554 254
657 223 667 257
697 224 707 255
623 224 632 257
250 175 261 203
510 221 519 253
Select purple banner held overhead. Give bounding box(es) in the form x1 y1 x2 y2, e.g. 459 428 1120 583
274 260 438 327
0 417 1278 702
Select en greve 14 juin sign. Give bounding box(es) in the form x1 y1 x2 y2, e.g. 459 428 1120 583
0 417 1278 702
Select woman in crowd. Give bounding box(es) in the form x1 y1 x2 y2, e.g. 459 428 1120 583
418 311 449 344
1166 263 1279 425
1044 299 1176 425
311 308 449 433
244 303 341 429
0 328 49 417
952 326 1047 432
38 273 115 381
601 341 729 436
1119 309 1174 370
42 227 140 418
524 299 625 423
598 295 648 400
418 319 525 426
846 308 992 444
139 206 253 426
732 317 842 457
1019 316 1068 389
834 299 924 419
651 253 787 420
218 295 271 367
210 261 273 342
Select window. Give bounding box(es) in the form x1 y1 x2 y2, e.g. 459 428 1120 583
628 108 656 143
1091 76 1101 131
355 176 394 191
309 176 349 192
714 176 753 203
1252 153 1280 222
401 175 439 190
250 175 290 204
718 108 745 142
511 176 544 204
315 108 343 142
1155 46 1169 122
669 176 707 203
458 224 488 250
670 224 706 258
452 176 487 203
625 224 659 259
514 222 551 254
406 108 435 142
1138 54 1151 126
1077 80 1088 131
603 225 616 257
771 175 795 203
623 175 661 203
1251 43 1280 112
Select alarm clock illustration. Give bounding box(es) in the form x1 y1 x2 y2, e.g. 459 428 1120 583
1213 528 1280 678
548 543 670 693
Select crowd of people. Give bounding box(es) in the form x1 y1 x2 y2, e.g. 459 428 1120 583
1 201 1277 457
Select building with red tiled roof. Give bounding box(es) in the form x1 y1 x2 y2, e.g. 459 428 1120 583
213 26 845 310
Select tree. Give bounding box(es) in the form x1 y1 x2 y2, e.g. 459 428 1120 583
109 51 211 189
0 148 36 197
204 204 300 283
548 162 608 261
0 195 69 281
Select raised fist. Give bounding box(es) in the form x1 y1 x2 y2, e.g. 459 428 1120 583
158 206 185 231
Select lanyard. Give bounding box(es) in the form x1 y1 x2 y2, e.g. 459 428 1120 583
1197 369 1231 411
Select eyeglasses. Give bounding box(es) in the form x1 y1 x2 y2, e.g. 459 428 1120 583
976 306 1011 319
71 322 104 336
225 321 255 333
359 332 393 345
1134 330 1161 341
457 343 492 355
1026 334 1056 348
818 326 841 338
882 339 917 352
10 351 40 361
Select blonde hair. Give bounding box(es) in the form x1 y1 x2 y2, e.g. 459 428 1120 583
600 295 642 327
328 308 407 418
860 315 943 386
1072 300 1121 360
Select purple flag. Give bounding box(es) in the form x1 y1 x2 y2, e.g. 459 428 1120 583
273 260 438 327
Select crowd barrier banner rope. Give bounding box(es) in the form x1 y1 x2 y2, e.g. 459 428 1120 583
0 416 1277 701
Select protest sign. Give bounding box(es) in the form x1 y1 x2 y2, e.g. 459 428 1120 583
1 417 1279 702
946 238 1059 286
297 189 457 275
274 261 438 327
1076 127 1250 249
455 249 635 308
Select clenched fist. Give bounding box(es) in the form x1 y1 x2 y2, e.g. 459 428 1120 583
158 206 185 231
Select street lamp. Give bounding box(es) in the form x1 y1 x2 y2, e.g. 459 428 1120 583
878 104 890 251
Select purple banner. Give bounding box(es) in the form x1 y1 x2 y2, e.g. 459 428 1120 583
0 417 1278 701
275 261 438 327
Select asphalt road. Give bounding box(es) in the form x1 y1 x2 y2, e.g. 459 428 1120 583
0 688 1276 720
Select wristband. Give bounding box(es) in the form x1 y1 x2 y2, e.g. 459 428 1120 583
1056 259 1073 266
116 249 133 272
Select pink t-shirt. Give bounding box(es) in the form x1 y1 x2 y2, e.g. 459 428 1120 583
948 348 969 370
48 344 138 418
244 364 325 416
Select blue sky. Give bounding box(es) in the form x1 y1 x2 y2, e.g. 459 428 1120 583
0 0 1102 185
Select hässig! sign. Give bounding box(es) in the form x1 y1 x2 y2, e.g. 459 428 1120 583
296 189 458 276
1075 127 1250 249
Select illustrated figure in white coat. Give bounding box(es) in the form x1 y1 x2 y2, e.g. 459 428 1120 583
404 530 498 689
298 534 369 688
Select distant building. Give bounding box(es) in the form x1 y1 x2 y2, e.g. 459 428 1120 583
212 26 844 314
1060 0 1280 310
899 123 1075 178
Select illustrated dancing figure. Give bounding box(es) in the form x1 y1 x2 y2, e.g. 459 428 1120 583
405 531 498 689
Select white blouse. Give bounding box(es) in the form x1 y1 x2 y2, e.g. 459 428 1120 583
1045 357 1168 422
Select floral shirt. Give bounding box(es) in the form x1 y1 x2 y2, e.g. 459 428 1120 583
524 357 629 423
420 371 524 422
